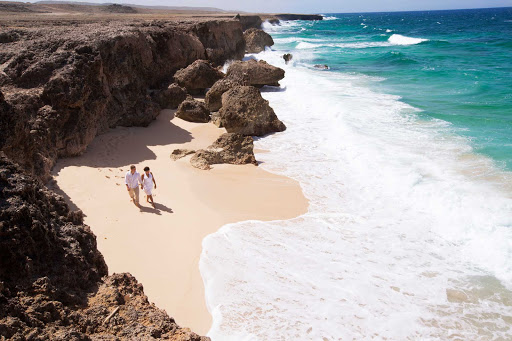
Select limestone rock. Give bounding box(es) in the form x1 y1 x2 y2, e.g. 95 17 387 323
218 86 286 136
211 112 223 128
191 20 246 65
174 60 225 94
152 83 188 109
205 78 243 112
190 133 257 170
243 28 274 53
238 15 263 31
0 150 210 341
171 148 195 160
227 59 285 87
283 53 293 64
176 97 210 123
0 20 245 181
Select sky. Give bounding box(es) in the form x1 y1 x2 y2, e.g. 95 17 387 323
22 0 512 13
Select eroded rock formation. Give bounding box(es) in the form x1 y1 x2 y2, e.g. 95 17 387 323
176 97 210 123
173 59 224 95
0 156 209 340
190 133 257 170
205 78 244 112
218 86 286 136
170 149 195 161
244 28 274 53
226 60 285 87
0 19 244 181
152 83 188 110
237 15 263 31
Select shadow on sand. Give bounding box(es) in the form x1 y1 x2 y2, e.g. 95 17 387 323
138 202 174 215
52 110 193 172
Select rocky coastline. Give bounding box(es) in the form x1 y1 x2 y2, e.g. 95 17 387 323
0 8 317 339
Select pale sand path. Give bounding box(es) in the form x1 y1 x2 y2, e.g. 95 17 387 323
51 109 308 335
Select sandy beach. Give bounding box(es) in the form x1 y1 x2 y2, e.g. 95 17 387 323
51 109 308 334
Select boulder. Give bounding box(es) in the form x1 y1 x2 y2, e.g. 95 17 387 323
243 28 274 53
218 86 286 136
175 97 210 123
152 83 187 109
170 148 195 160
283 53 293 64
205 78 244 112
190 133 257 170
0 20 245 181
226 60 285 87
314 64 330 70
173 59 224 94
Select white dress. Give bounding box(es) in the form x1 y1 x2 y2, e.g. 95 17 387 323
142 172 153 195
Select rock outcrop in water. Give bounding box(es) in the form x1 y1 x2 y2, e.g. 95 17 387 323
190 133 257 170
0 19 244 181
227 60 285 87
0 155 209 340
218 86 286 136
243 28 274 53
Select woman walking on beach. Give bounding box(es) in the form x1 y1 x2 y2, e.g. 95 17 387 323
141 166 157 207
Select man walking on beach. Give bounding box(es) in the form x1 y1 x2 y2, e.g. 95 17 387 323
125 165 142 206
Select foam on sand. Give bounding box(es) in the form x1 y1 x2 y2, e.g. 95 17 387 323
201 48 512 339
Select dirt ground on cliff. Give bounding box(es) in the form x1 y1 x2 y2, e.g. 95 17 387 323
0 1 276 24
51 110 308 334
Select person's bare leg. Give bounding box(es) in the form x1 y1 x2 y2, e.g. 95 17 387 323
148 195 155 207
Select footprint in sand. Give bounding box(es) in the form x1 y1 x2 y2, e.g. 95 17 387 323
105 175 110 179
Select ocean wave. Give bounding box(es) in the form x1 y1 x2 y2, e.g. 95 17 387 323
322 15 339 20
202 57 512 340
388 34 429 45
296 41 319 49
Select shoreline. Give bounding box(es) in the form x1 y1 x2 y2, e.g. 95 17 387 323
51 109 309 334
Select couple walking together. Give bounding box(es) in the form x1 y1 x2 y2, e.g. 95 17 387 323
125 165 157 207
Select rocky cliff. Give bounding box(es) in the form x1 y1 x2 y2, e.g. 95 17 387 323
0 155 209 340
0 19 245 181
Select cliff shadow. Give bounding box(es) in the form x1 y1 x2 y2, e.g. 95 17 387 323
53 109 193 171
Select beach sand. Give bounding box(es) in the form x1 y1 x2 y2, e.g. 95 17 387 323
51 109 308 334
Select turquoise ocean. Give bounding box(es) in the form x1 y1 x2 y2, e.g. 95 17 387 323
200 8 512 340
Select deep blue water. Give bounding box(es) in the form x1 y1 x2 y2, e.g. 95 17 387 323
271 7 512 170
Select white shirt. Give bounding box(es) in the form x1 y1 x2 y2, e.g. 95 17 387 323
125 171 141 188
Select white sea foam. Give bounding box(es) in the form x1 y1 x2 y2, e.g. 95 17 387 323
201 31 512 340
388 34 428 45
